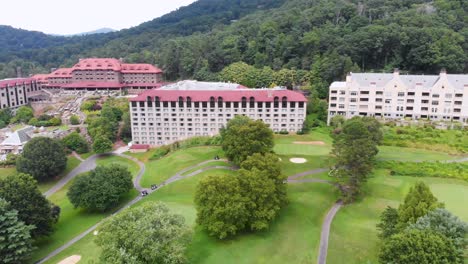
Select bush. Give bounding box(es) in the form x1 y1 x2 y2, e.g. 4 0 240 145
150 146 171 160
62 132 89 154
377 161 468 181
278 130 289 135
69 115 80 125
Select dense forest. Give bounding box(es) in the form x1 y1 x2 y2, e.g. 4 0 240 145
0 0 467 93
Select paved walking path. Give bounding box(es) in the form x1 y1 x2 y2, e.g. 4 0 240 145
317 201 343 264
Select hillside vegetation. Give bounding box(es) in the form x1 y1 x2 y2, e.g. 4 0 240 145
0 0 467 84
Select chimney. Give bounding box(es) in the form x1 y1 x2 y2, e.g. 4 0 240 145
50 68 57 73
346 72 352 83
16 67 22 78
440 68 447 77
393 68 399 77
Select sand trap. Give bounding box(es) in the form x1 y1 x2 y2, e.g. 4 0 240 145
290 158 307 164
58 255 81 264
293 141 326 145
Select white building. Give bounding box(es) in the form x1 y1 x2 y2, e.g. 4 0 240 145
328 70 468 124
130 81 307 146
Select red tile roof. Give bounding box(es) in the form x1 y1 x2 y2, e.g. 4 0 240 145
0 78 36 89
49 68 73 78
73 58 121 71
125 82 171 88
130 144 150 150
121 64 162 74
130 89 308 102
61 82 123 89
31 74 49 83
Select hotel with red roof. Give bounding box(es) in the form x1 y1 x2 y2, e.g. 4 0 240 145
130 81 307 146
33 58 164 92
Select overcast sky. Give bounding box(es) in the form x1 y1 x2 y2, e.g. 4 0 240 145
0 0 197 35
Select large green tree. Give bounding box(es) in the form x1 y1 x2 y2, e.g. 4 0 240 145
238 153 287 231
92 135 113 154
0 198 34 264
220 115 273 165
194 174 248 239
67 164 133 211
16 137 67 181
379 229 457 264
376 206 399 239
95 202 192 264
331 117 381 201
0 173 58 237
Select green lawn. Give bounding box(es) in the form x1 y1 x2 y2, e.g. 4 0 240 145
377 146 462 162
140 146 224 188
45 169 339 264
180 160 231 176
279 154 332 177
274 128 333 156
327 169 468 264
30 156 140 263
0 166 16 178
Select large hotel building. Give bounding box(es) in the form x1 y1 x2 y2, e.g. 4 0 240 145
130 81 307 146
328 70 468 124
32 58 165 92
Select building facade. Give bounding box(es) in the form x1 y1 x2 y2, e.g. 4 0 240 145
0 78 40 109
328 70 468 124
32 58 163 92
130 81 307 146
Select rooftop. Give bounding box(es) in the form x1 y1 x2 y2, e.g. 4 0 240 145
0 78 36 89
160 80 245 91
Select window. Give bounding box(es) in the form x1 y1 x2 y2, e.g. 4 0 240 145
282 96 287 108
242 97 247 108
432 94 440 98
274 97 279 108
186 97 192 107
218 97 223 108
250 97 255 108
350 91 358 96
210 97 215 108
398 92 405 97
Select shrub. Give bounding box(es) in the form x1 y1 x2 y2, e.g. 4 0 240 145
377 161 468 181
150 146 171 160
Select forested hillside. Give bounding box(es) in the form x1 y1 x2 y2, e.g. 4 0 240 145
0 0 466 90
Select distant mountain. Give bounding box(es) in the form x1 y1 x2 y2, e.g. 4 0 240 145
66 28 116 37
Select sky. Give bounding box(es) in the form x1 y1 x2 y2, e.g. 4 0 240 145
0 0 197 35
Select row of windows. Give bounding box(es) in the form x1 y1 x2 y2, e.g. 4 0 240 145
331 90 464 98
132 101 305 109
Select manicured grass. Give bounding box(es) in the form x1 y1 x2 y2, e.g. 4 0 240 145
30 156 140 263
140 146 224 188
79 152 95 160
0 166 16 178
377 146 461 162
44 169 339 264
279 154 332 177
274 128 333 156
180 160 231 176
327 170 468 264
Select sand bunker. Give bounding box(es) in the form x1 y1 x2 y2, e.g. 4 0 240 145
58 255 81 264
293 141 326 145
290 158 307 164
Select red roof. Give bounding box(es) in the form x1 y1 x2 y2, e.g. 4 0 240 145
49 68 73 78
32 74 49 81
0 78 35 89
130 89 308 102
61 82 123 89
121 64 162 74
130 144 150 150
73 58 121 71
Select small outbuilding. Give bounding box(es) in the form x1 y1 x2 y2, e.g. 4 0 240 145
129 144 150 153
